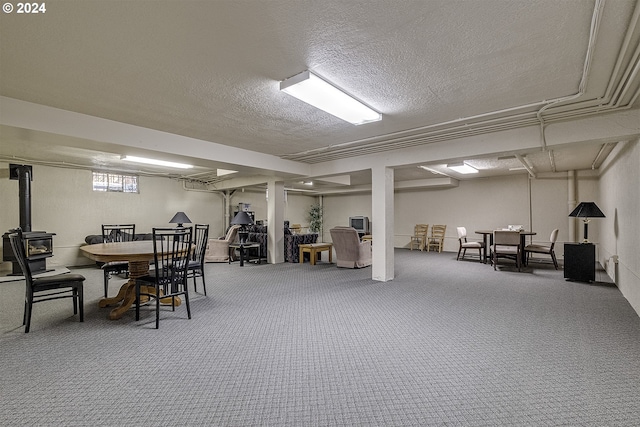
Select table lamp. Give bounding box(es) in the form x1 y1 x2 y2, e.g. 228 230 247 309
569 202 605 243
230 211 253 243
169 211 192 227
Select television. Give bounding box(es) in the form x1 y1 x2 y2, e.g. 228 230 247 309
349 216 370 234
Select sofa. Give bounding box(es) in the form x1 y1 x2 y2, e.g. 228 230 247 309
83 233 154 268
234 223 318 263
84 233 154 245
284 231 319 262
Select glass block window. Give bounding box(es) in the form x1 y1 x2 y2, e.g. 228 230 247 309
93 172 139 193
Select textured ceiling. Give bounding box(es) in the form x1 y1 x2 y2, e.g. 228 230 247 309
1 0 639 190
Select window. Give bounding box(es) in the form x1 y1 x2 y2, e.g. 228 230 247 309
93 172 139 193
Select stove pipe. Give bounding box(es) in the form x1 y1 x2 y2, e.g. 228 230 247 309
10 164 32 232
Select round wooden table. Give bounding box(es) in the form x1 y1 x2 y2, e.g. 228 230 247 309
80 241 181 320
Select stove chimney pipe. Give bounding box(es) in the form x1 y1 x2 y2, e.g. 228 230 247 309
10 164 33 232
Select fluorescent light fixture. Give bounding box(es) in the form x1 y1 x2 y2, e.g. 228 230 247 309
122 155 193 169
447 162 478 174
280 70 381 125
217 168 238 177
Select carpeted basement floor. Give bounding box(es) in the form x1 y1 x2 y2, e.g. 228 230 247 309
1 249 639 426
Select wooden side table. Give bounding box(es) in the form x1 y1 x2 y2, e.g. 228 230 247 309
299 243 333 265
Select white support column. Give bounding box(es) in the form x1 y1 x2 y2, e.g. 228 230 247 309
371 165 394 281
267 180 285 263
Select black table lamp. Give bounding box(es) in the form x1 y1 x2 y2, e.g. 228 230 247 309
230 211 253 243
169 211 192 227
569 202 605 243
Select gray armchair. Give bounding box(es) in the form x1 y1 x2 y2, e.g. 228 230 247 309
329 226 372 268
204 225 241 262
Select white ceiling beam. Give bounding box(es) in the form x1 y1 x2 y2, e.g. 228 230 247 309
0 96 310 177
307 108 640 178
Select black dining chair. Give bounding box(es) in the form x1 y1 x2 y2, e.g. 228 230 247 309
9 228 85 333
101 224 135 297
187 224 209 295
135 227 192 329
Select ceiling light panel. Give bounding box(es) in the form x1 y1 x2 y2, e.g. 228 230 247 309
280 71 381 125
447 162 478 174
122 155 193 169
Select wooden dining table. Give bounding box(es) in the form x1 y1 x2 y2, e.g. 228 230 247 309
474 229 536 265
80 240 181 320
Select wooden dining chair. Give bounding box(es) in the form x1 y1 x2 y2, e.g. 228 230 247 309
101 224 135 297
187 224 209 295
9 228 85 333
492 230 522 271
136 227 192 329
410 224 429 251
426 225 447 253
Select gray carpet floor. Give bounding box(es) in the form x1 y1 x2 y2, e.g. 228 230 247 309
1 249 639 426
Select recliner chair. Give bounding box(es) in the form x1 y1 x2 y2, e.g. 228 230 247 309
329 226 372 268
204 225 241 262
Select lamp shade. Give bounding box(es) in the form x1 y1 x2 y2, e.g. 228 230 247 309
169 211 192 225
230 211 254 226
568 202 605 218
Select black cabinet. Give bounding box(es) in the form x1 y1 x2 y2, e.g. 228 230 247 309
564 243 595 282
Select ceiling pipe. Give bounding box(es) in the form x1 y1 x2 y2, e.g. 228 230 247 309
591 143 614 170
289 115 543 162
605 0 640 103
281 101 548 161
284 0 637 164
515 154 536 178
536 0 605 152
612 46 640 106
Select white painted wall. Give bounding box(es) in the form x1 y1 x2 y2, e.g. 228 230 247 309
0 163 223 270
323 172 599 259
322 193 372 243
598 138 640 314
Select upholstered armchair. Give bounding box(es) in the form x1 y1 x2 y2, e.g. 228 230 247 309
329 226 372 268
204 225 241 262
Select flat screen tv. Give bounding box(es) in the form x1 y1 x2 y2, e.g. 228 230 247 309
349 216 370 234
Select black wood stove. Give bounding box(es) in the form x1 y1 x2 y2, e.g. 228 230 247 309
2 164 55 275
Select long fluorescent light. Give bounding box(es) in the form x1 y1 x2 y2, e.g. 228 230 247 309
447 162 478 174
280 70 381 125
217 168 238 177
122 155 193 169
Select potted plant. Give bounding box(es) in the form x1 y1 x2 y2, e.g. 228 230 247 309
308 204 323 234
